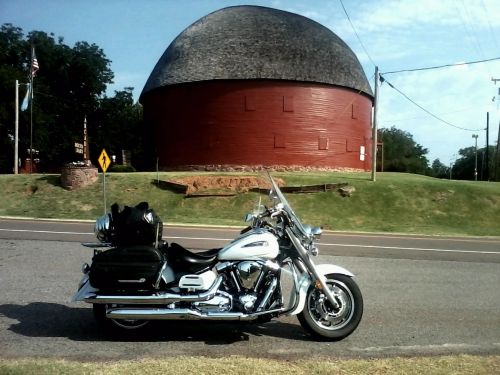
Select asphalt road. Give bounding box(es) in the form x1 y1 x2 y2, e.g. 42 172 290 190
0 218 499 360
1 218 499 263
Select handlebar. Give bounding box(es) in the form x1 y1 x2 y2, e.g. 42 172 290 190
244 203 320 256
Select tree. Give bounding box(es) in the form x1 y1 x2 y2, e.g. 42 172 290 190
91 88 146 169
26 32 114 168
453 145 497 181
378 126 429 174
430 159 450 179
0 24 115 172
452 147 475 180
0 24 29 172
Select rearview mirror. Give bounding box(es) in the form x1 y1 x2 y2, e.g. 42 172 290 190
303 225 322 239
244 213 254 222
311 226 322 238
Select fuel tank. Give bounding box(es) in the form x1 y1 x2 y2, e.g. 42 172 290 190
218 228 279 261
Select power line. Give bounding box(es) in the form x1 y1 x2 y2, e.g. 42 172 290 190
379 103 493 124
382 56 500 75
380 76 485 132
480 0 500 52
338 0 376 68
458 1 489 62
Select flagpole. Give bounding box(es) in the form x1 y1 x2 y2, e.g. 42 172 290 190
28 45 37 174
29 47 34 174
14 80 19 174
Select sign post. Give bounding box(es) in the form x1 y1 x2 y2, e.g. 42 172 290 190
98 149 111 214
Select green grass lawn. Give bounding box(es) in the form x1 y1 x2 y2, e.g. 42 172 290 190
0 355 499 375
0 171 499 236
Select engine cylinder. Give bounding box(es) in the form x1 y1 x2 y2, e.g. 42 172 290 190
236 261 263 289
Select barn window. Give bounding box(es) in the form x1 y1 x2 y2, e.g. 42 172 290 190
245 95 256 111
351 103 357 119
318 136 329 150
274 134 286 148
346 139 361 152
283 96 294 112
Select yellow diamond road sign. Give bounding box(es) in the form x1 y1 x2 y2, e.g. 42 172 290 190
98 149 111 173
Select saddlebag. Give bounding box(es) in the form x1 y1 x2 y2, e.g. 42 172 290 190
89 245 164 291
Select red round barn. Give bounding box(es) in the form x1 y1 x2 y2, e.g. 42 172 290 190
140 5 374 171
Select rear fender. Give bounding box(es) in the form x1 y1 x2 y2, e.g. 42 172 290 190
72 277 98 302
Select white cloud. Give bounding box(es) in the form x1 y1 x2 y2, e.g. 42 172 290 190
346 0 500 33
378 60 500 162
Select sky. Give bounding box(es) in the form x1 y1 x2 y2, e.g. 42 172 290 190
2 0 500 165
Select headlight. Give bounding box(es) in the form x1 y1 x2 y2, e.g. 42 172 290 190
81 262 90 274
94 213 111 242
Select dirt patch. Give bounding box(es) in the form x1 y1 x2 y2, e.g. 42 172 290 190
433 190 454 202
24 185 38 195
168 176 284 195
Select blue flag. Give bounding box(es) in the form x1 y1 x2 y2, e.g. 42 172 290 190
21 83 31 111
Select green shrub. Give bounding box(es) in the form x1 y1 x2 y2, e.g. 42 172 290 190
109 164 136 173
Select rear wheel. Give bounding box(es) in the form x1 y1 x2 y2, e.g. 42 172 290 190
297 274 363 341
93 304 149 331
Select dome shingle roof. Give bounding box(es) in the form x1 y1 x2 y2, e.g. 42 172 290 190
141 5 373 98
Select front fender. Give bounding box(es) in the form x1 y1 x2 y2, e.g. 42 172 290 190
315 263 354 278
287 263 354 316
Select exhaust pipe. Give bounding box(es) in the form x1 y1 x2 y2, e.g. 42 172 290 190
106 307 285 321
85 275 223 305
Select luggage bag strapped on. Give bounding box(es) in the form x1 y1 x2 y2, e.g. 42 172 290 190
89 245 164 290
89 202 165 290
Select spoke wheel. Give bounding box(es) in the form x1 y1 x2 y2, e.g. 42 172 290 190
298 274 363 341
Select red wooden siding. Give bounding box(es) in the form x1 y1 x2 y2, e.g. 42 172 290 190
142 80 373 170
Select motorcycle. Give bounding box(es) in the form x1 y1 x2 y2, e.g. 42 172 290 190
73 173 363 340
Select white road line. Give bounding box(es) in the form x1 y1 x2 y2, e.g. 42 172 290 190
171 226 500 244
332 232 500 244
167 236 231 241
1 229 499 255
0 228 93 235
322 242 500 255
168 236 500 255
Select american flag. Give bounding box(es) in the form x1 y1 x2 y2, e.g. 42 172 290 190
31 48 39 77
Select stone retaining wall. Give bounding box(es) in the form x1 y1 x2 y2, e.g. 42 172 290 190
61 165 98 190
160 164 365 173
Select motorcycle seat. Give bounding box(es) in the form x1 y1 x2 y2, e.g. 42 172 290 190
167 243 219 273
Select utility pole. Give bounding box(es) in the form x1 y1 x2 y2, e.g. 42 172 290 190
495 120 500 181
371 66 379 182
491 78 500 180
14 80 29 174
485 112 489 181
472 134 478 181
14 80 19 174
449 154 456 180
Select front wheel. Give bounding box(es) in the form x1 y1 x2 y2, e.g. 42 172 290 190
297 274 363 341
